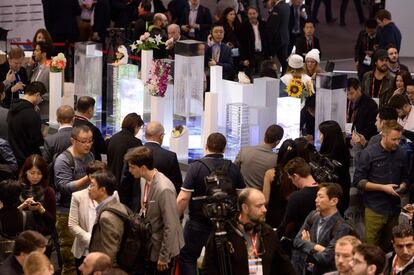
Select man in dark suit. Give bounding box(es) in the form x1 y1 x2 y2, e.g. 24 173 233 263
179 0 212 42
205 23 234 80
118 121 183 210
73 96 106 161
43 105 74 164
149 13 168 59
239 7 269 78
0 47 28 108
293 183 354 274
288 0 310 55
92 0 111 43
295 20 321 58
266 0 290 73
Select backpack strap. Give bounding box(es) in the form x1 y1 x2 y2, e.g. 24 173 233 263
198 158 232 173
62 150 75 172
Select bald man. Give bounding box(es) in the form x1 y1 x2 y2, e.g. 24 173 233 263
202 188 295 274
79 252 111 275
119 121 182 210
150 13 168 59
166 24 187 59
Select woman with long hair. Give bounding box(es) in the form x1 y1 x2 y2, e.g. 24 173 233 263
219 7 241 49
263 139 299 228
32 28 53 46
18 154 56 238
318 120 351 214
392 70 412 98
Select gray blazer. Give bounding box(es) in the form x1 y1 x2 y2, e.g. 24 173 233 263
43 126 72 163
140 172 184 263
68 189 95 259
234 144 278 190
30 65 50 121
89 197 128 263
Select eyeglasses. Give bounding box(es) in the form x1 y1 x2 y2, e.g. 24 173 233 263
73 138 93 144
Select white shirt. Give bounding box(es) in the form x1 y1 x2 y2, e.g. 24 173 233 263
252 23 262 52
399 106 414 134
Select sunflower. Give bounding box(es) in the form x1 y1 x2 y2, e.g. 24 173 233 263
286 78 303 98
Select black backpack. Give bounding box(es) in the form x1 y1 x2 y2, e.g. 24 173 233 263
0 211 27 263
104 207 152 274
198 159 238 219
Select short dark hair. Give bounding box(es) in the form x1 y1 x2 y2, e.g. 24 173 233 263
71 125 92 139
318 182 343 202
247 6 258 13
35 41 53 59
121 113 144 134
392 224 413 240
77 96 95 113
140 0 151 11
353 244 385 275
13 230 47 256
407 79 414 88
386 43 397 51
211 23 224 31
389 94 409 109
304 19 315 27
0 179 23 207
347 78 361 91
378 106 398 121
376 9 391 21
365 18 378 29
206 133 226 153
57 105 75 124
90 170 117 196
86 160 107 176
124 146 154 170
284 157 311 177
24 81 47 96
264 125 284 144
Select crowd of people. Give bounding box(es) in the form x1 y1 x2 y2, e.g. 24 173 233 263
0 0 414 274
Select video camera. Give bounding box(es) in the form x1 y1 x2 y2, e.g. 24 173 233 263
309 151 341 182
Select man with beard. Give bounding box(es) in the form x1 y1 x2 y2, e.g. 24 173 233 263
389 95 414 132
350 244 385 275
353 120 409 253
362 48 395 107
387 44 410 74
384 224 414 275
202 188 295 275
325 236 361 275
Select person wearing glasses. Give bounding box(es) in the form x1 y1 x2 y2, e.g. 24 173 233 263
54 124 95 274
7 81 46 168
202 188 295 275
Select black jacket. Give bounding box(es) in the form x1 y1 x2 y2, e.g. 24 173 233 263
205 43 234 80
0 62 29 108
239 20 269 61
0 255 23 275
288 4 309 35
266 1 290 54
134 12 154 40
73 116 106 161
202 220 296 275
295 35 321 58
179 4 212 42
384 252 414 275
106 129 142 184
350 93 378 141
7 99 43 165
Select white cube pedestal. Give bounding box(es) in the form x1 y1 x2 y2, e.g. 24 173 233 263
202 92 218 146
276 97 301 145
49 71 63 128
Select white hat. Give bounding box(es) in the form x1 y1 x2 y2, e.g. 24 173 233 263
305 49 320 63
288 54 304 69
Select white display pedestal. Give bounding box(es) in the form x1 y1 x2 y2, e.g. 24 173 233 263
49 71 63 128
141 50 153 120
315 73 348 147
276 97 301 144
150 84 174 142
202 92 218 146
170 126 189 160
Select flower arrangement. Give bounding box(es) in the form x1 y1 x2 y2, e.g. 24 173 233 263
130 32 164 53
145 60 173 97
50 53 66 72
285 76 313 99
171 125 184 138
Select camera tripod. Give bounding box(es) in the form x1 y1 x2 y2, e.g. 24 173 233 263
212 219 233 275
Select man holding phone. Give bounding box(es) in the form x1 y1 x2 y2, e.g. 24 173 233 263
0 47 28 108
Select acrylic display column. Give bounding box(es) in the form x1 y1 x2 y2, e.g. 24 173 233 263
141 49 153 121
49 71 63 128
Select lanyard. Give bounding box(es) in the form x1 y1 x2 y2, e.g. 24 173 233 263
371 77 383 98
392 256 398 275
250 233 258 257
142 171 157 211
